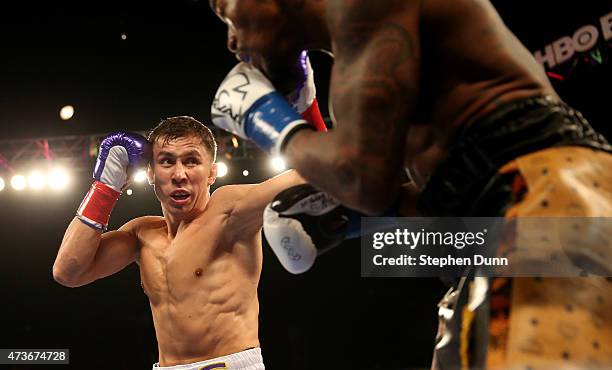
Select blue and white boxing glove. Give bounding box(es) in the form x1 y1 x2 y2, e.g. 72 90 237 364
76 132 152 231
211 62 313 156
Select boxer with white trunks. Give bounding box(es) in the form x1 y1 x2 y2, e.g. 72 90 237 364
53 116 314 369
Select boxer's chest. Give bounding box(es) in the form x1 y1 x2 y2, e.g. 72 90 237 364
137 218 231 303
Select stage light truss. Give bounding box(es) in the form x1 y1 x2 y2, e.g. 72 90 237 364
0 128 259 174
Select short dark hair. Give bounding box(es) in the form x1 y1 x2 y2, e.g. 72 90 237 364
148 116 217 163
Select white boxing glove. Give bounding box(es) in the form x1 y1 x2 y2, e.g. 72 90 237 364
263 184 346 274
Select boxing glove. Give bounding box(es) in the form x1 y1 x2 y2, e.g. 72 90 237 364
76 132 151 231
286 51 327 132
263 184 355 274
211 62 314 156
264 183 401 274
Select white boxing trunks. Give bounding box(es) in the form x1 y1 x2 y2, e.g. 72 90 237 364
152 348 264 370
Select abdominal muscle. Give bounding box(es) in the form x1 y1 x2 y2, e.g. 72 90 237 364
150 289 260 366
137 221 262 367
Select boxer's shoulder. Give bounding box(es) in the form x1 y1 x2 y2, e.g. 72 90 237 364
210 184 254 207
209 184 259 225
119 216 166 235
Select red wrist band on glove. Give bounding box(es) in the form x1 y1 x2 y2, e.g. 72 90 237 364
76 181 121 231
301 98 327 132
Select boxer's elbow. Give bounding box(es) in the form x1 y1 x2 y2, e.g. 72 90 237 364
336 158 398 215
52 260 86 288
52 266 77 287
53 268 76 287
355 177 398 215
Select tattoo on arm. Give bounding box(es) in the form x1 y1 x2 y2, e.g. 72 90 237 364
329 5 419 182
285 0 422 211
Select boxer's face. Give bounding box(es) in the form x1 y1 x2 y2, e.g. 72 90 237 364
149 135 217 216
213 0 303 83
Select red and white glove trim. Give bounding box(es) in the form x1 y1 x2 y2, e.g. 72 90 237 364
290 52 327 132
301 98 327 132
76 181 121 231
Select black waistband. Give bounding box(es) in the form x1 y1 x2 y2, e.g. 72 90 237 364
417 96 611 216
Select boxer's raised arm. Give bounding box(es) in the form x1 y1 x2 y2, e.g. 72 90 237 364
216 170 306 240
285 1 420 214
53 132 151 287
53 218 139 287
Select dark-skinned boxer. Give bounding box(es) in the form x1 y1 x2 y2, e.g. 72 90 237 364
209 0 612 369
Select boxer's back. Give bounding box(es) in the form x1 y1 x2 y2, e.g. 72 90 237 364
136 191 262 366
398 0 560 183
420 0 557 129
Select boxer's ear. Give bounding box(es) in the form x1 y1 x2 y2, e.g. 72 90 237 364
208 163 218 186
147 164 154 186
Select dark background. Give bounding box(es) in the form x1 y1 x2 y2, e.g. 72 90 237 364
0 1 610 369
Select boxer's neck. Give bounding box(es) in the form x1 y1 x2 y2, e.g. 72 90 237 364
162 190 211 238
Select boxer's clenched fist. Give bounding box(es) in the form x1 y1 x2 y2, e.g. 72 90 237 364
211 62 314 156
263 184 348 274
77 132 151 231
286 51 326 132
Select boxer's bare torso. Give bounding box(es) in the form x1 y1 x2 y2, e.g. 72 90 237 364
129 187 261 366
213 0 560 212
402 0 559 184
54 131 305 366
325 0 559 186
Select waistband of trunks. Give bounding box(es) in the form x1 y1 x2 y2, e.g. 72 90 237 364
418 95 611 216
153 348 263 370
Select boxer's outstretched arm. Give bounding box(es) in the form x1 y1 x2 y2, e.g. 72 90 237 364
216 170 306 240
285 0 420 215
53 218 139 287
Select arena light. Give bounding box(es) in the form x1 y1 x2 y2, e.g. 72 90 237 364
11 175 27 191
133 169 147 183
216 162 228 178
60 105 74 120
28 170 47 190
0 177 4 192
270 156 286 172
48 168 70 190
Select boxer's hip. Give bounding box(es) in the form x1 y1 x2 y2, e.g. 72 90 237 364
431 148 612 368
417 95 611 217
153 348 264 370
484 146 612 369
425 96 612 369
